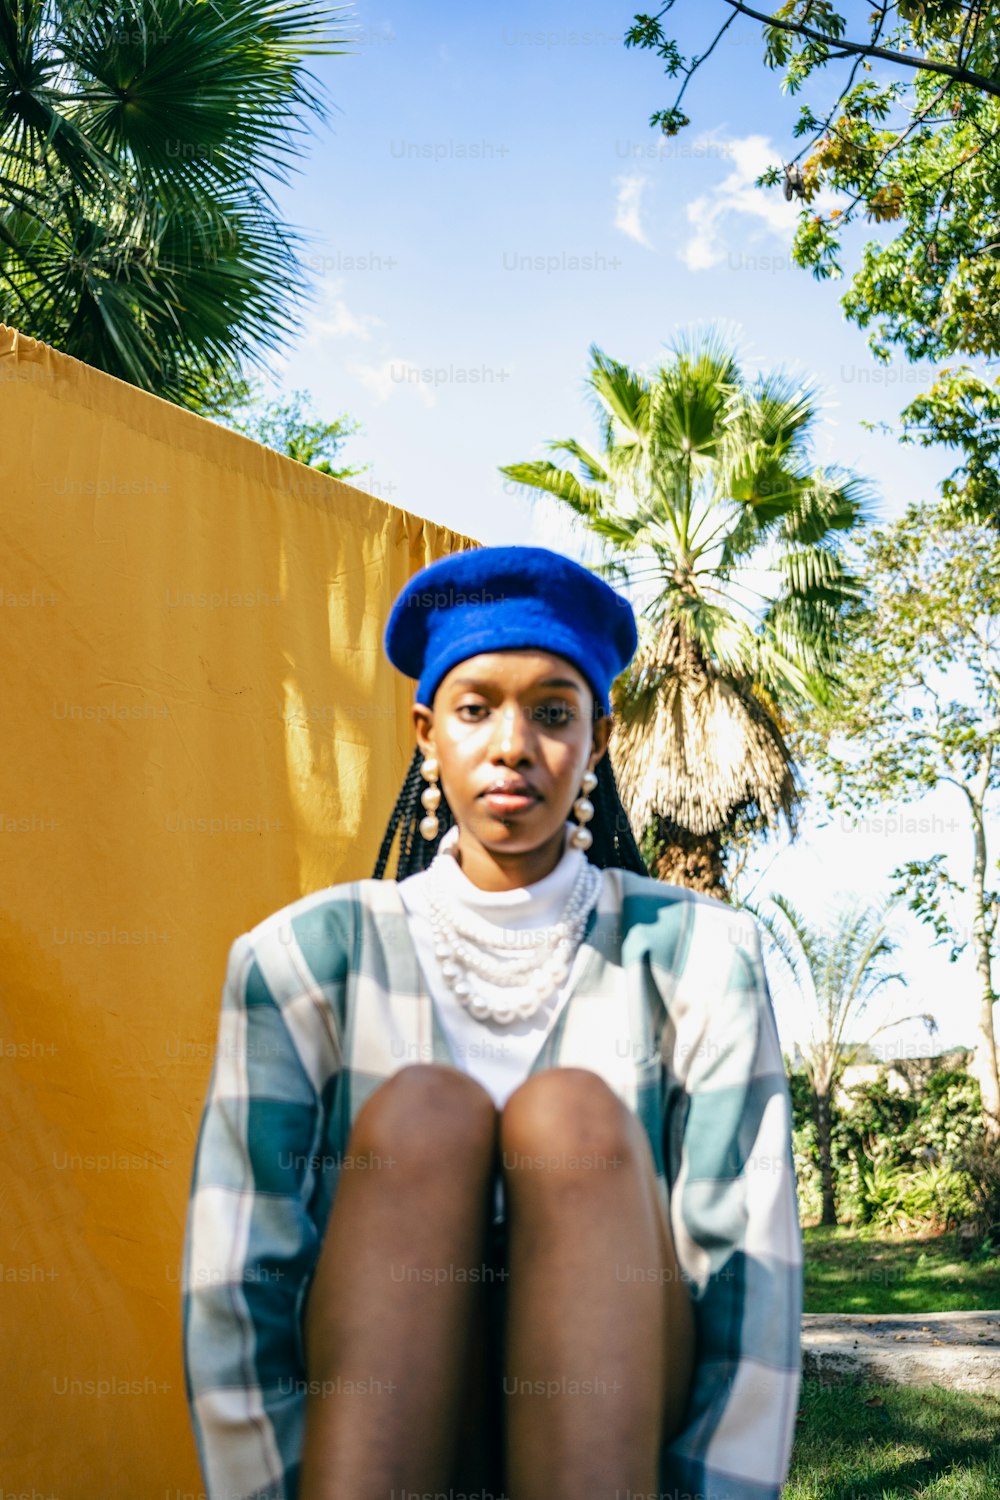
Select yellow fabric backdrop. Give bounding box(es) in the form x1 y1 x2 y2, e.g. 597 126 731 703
0 324 479 1496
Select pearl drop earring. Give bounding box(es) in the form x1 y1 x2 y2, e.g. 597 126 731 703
570 768 598 850
419 756 441 840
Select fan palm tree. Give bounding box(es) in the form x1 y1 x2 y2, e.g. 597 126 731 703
0 0 349 405
500 332 871 894
753 894 933 1226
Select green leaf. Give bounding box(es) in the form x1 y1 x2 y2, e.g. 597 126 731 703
0 0 352 404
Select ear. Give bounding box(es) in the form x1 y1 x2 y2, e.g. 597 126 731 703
590 711 612 767
411 701 434 759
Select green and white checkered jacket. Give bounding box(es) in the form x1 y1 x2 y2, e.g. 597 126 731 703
182 867 802 1500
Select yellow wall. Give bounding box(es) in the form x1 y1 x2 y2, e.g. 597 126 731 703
0 325 479 1495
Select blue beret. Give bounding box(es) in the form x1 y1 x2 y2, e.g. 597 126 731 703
383 545 638 713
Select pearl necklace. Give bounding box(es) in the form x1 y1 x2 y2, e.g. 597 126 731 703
425 852 602 1025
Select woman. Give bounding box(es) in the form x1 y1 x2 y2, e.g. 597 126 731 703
183 545 802 1500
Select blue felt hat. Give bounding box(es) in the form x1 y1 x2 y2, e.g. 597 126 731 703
383 545 638 713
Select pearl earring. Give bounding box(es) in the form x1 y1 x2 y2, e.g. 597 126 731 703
419 756 441 840
570 768 598 850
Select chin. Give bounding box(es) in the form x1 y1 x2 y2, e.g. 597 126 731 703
474 812 564 849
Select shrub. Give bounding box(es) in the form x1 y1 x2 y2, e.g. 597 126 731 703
786 1067 824 1220
792 1121 823 1223
955 1140 1000 1253
897 1162 976 1233
848 1155 908 1229
789 1062 985 1230
841 1155 975 1234
837 1076 918 1168
910 1070 984 1160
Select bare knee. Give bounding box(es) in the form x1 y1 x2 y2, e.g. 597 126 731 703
500 1068 641 1185
350 1064 497 1180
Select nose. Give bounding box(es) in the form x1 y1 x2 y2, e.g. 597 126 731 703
493 705 533 760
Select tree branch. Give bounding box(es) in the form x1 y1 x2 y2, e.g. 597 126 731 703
674 9 742 113
719 0 1000 98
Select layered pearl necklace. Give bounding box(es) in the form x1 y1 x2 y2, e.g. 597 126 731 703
425 848 602 1025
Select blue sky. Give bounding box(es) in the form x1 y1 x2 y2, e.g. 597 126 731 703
255 0 990 1060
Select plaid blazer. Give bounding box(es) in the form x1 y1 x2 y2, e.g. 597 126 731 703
182 868 802 1500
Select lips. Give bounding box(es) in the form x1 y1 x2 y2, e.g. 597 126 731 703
480 782 540 800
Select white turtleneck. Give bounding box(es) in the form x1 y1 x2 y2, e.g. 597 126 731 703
397 821 598 1109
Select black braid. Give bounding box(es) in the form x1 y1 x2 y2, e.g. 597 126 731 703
372 732 650 880
371 745 457 879
587 745 649 876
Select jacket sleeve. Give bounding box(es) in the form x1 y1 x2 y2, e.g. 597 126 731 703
659 902 802 1500
182 908 348 1500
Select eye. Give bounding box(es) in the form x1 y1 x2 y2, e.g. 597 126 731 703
535 704 574 725
454 702 574 725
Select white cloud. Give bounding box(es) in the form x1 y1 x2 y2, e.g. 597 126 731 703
614 174 652 247
347 358 437 408
302 292 383 345
679 133 811 271
323 300 382 340
296 280 383 346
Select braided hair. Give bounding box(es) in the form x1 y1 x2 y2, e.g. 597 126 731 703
372 711 649 880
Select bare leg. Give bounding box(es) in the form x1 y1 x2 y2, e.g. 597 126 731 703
500 1067 695 1500
298 1064 498 1500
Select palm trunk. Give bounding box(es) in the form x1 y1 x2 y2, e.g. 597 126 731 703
815 1087 838 1227
650 816 727 899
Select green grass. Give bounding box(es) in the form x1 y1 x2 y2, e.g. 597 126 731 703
787 1379 1000 1499
790 1229 1000 1492
803 1226 1000 1314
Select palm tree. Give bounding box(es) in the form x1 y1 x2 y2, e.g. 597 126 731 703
753 894 933 1226
0 0 350 405
500 332 871 894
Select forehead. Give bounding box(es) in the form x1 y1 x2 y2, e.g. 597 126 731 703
437 650 589 696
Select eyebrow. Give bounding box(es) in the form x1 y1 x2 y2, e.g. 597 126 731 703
449 677 583 694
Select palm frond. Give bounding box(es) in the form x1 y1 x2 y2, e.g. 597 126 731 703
66 0 351 199
752 893 818 994
739 371 819 451
757 894 909 1080
0 0 348 401
586 342 651 448
496 460 604 517
784 469 875 542
547 435 609 484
